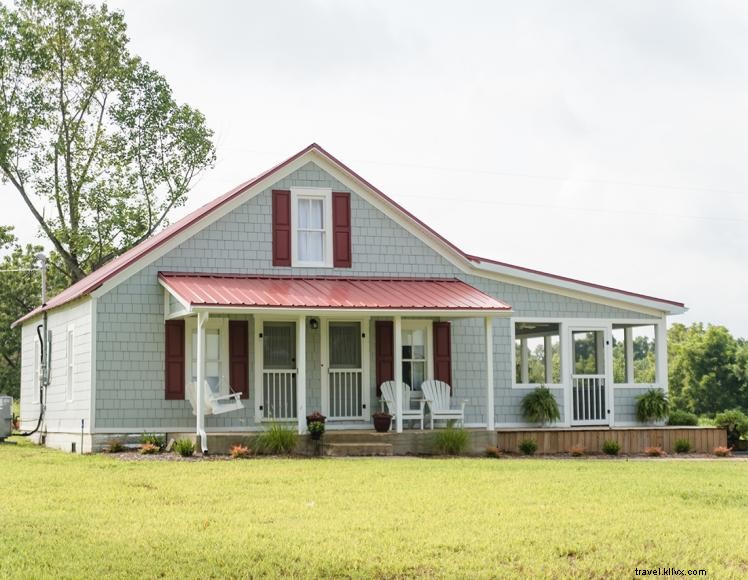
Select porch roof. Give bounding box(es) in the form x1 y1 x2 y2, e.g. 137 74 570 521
159 273 511 315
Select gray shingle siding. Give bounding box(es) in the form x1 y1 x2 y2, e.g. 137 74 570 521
95 161 660 430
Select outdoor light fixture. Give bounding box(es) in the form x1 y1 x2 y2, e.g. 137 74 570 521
309 318 319 330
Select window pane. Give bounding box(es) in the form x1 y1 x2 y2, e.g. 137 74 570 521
514 322 560 383
298 198 311 229
264 322 296 369
329 322 361 368
310 199 323 229
410 361 426 389
298 231 324 262
206 330 220 360
573 330 603 374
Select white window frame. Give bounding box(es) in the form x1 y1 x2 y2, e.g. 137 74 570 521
291 187 333 268
401 319 433 392
66 326 74 403
185 317 230 396
511 321 564 389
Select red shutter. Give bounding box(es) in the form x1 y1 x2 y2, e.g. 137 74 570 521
433 321 452 391
165 320 185 400
272 189 291 266
375 321 394 397
332 191 352 268
229 320 250 399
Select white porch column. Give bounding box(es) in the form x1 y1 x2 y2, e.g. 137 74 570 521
559 322 572 426
393 315 403 433
624 327 634 383
196 311 209 453
296 315 307 434
544 335 553 383
485 317 495 430
595 330 605 374
655 319 668 392
520 337 529 384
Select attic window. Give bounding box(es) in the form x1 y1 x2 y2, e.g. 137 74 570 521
291 187 333 267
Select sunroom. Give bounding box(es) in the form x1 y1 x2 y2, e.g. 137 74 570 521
160 272 511 451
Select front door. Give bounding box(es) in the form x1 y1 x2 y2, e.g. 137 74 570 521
322 320 368 420
569 327 611 426
259 321 297 420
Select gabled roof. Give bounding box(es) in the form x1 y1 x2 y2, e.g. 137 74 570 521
159 273 511 313
13 143 685 327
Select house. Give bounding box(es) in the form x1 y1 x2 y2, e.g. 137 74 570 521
15 144 686 453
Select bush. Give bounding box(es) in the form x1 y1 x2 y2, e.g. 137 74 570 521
520 386 561 426
139 433 165 450
230 444 252 459
139 443 159 455
667 410 699 426
173 439 195 457
569 445 585 457
518 438 538 456
635 389 669 423
673 439 691 454
714 409 748 448
255 423 298 455
602 439 621 456
713 446 732 457
105 439 125 453
432 427 470 455
644 446 663 457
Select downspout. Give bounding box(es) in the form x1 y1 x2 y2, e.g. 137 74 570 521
196 311 208 454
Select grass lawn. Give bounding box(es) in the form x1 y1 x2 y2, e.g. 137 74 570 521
2 440 747 578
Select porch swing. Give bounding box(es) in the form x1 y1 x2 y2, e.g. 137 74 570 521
186 381 244 416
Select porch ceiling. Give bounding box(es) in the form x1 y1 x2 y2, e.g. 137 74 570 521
159 272 511 315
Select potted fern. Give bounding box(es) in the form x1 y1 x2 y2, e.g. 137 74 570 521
521 385 560 427
635 389 669 424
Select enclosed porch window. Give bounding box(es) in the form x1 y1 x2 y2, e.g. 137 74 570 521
514 322 561 384
612 323 657 384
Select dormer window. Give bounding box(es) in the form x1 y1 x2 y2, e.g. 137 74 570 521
292 188 332 266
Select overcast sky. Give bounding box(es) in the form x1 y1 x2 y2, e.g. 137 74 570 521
5 1 748 335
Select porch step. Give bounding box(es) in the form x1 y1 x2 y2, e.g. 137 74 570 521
324 442 393 457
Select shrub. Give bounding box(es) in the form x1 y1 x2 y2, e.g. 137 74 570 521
602 439 621 456
713 446 732 457
569 445 585 457
673 439 691 454
105 439 125 453
139 443 159 455
518 438 537 456
644 446 663 457
520 386 561 426
714 409 748 448
255 423 298 455
230 444 252 459
432 427 470 455
139 433 165 450
485 446 502 458
635 389 669 423
173 439 195 457
667 410 698 426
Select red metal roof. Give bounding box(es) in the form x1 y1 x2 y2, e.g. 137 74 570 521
12 143 684 327
159 273 511 312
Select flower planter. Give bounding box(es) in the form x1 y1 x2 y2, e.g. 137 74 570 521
372 414 392 433
306 412 326 428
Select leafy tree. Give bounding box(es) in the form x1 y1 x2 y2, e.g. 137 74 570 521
0 0 215 284
0 226 65 397
668 323 748 415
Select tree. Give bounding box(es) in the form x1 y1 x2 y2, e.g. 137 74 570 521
0 0 215 284
0 226 65 397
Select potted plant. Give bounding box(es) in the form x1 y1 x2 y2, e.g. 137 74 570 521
372 411 392 433
306 410 326 428
520 385 560 426
308 420 325 441
635 389 669 424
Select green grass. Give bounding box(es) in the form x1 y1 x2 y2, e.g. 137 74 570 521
2 439 747 578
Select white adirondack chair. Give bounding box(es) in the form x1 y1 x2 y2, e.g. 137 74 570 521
379 381 426 430
420 379 467 429
186 381 244 416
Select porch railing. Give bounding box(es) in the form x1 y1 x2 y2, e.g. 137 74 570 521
328 368 364 420
262 369 297 420
572 374 607 425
